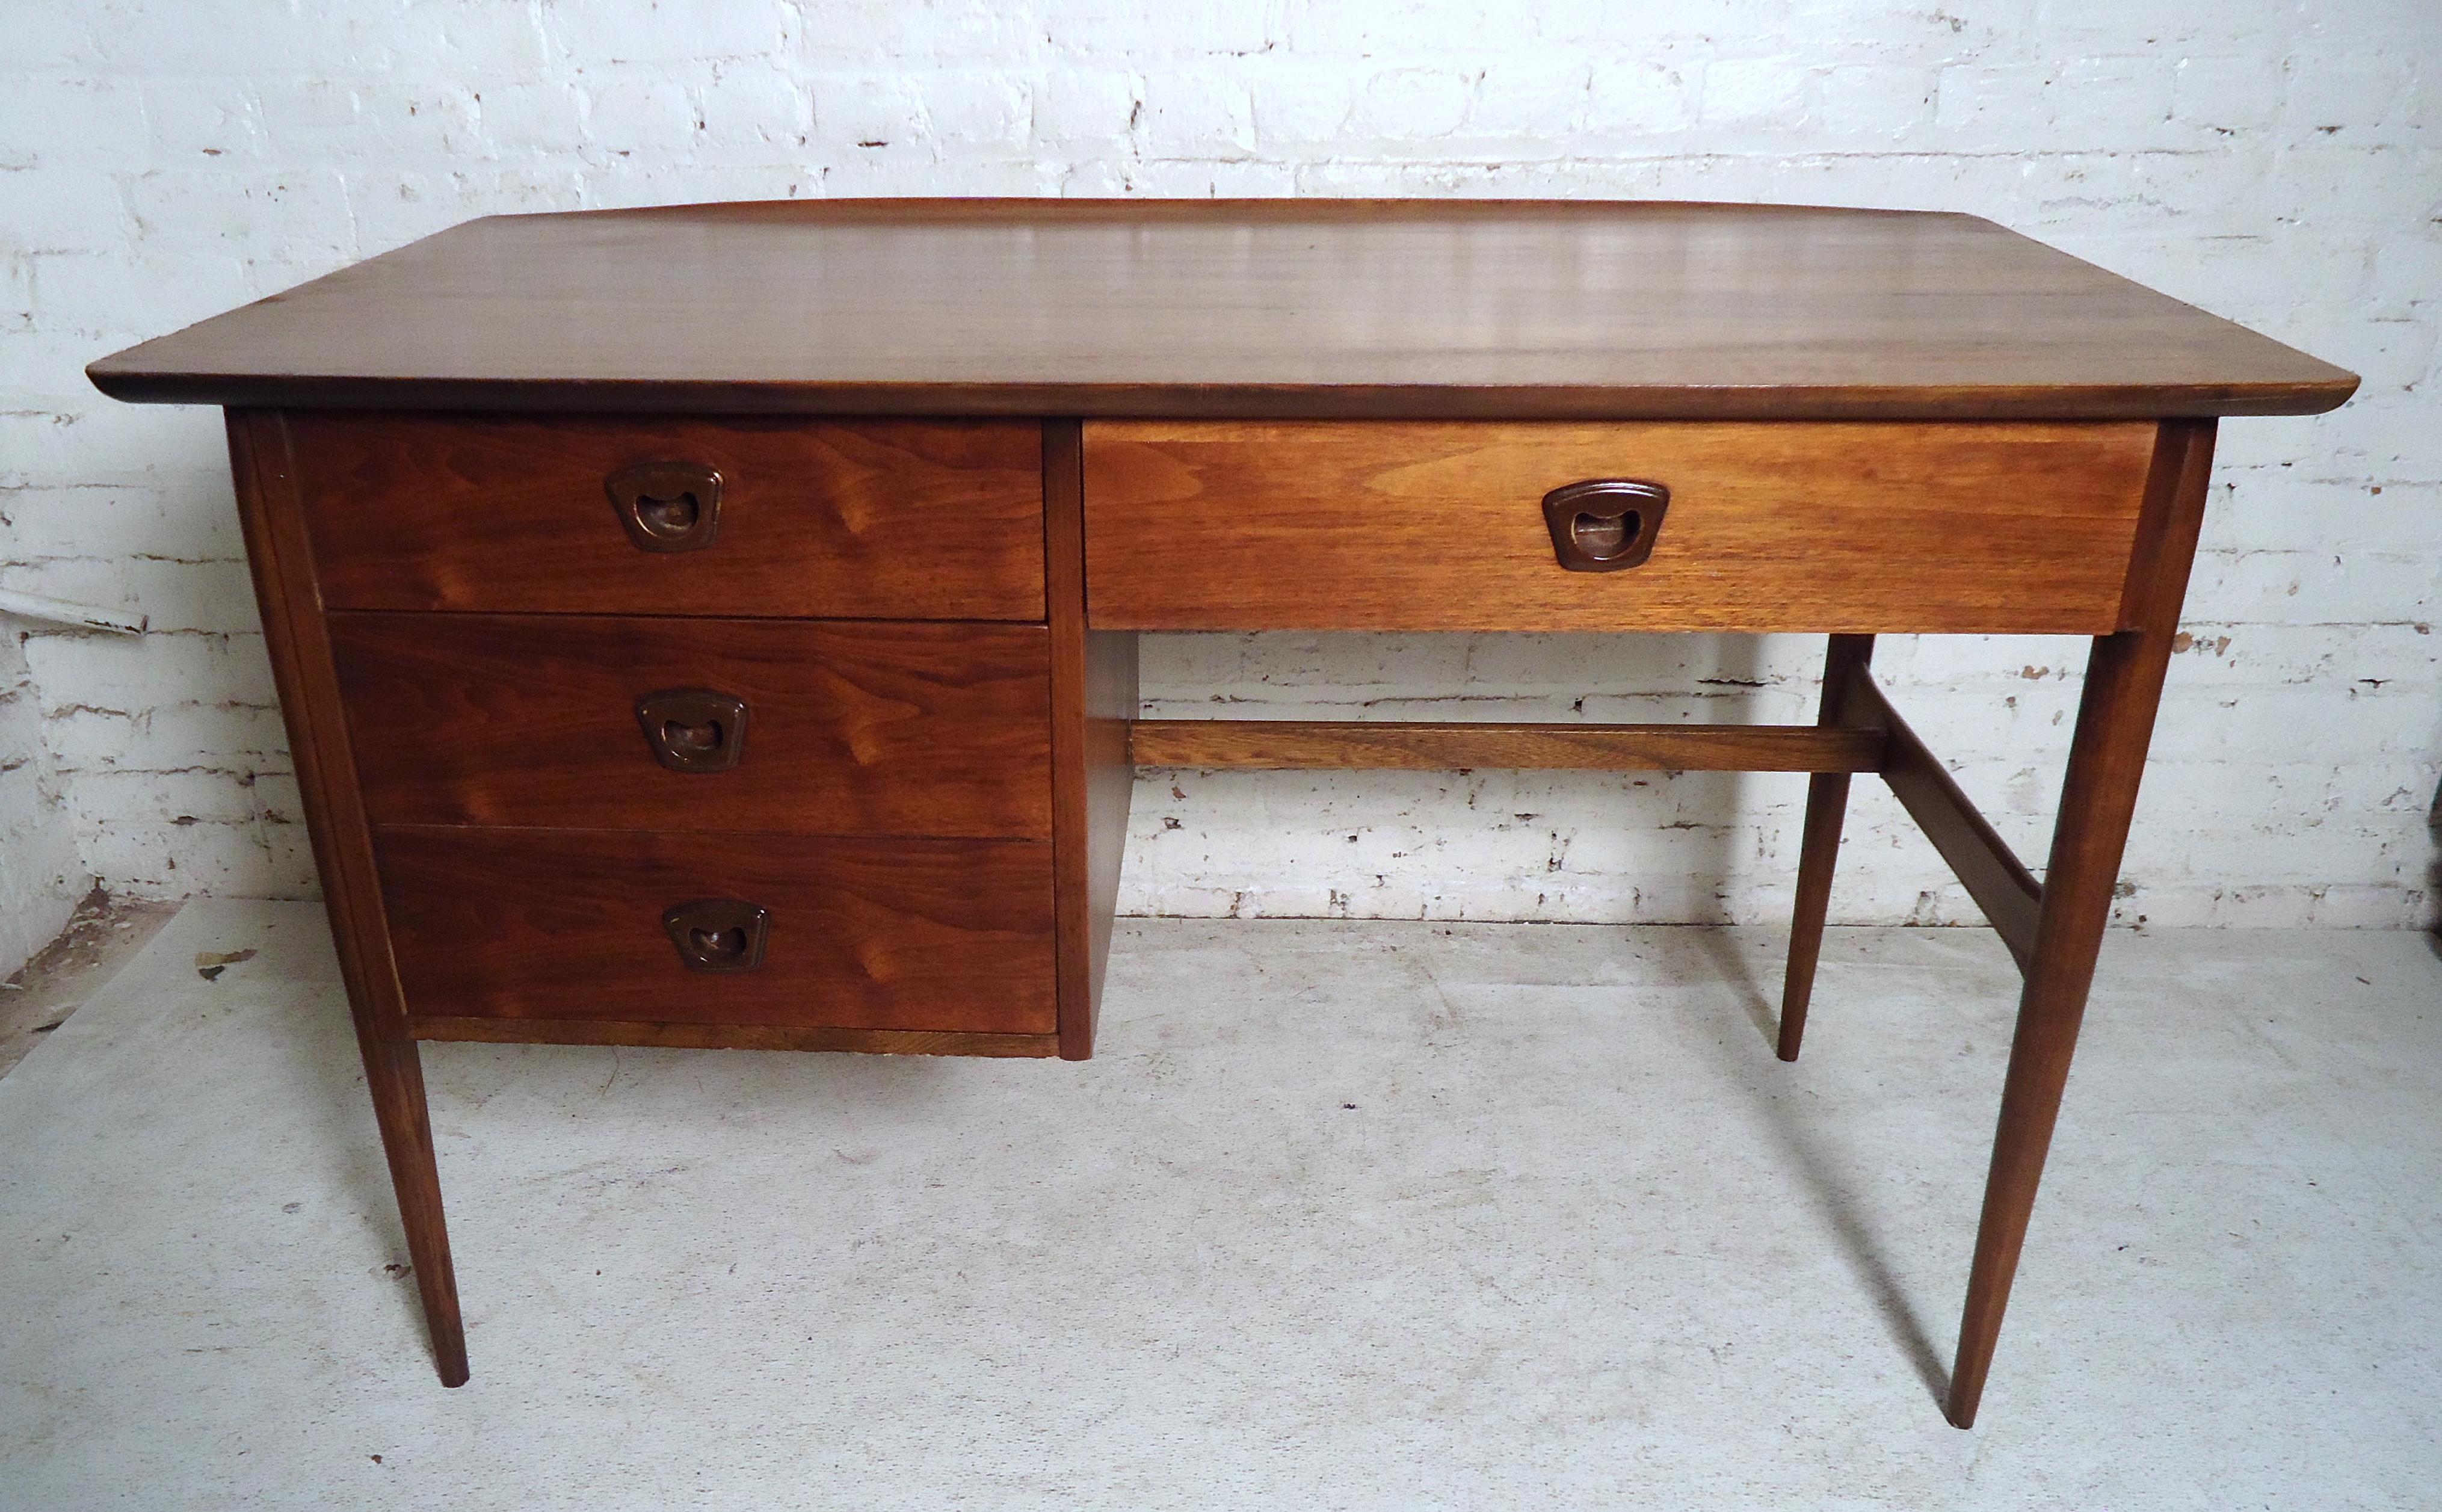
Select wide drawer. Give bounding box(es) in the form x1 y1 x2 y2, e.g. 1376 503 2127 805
286 413 1045 619
1083 421 2159 633
376 828 1057 1034
331 613 1050 839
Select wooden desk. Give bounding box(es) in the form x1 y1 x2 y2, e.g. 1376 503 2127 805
90 200 2356 1427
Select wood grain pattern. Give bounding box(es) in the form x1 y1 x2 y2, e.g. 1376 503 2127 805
1943 419 2219 1429
1044 419 1139 1060
330 613 1052 839
287 412 1045 619
411 1017 1058 1057
375 827 1057 1035
90 201 2357 420
224 410 469 1387
1128 720 1884 772
1084 421 2157 633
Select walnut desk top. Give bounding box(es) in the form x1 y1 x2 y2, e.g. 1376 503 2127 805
91 198 2351 419
93 199 2355 1428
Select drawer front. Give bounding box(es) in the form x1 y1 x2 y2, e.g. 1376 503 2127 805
287 413 1045 620
376 828 1056 1034
331 613 1051 839
1084 421 2159 633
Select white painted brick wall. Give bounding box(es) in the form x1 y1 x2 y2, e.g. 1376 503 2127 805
0 629 88 975
0 0 2434 954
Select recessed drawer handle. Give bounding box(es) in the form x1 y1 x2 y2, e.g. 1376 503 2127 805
608 461 724 552
662 898 769 972
1543 479 1670 572
634 688 750 772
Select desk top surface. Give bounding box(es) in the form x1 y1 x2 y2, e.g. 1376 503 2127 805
90 199 2355 421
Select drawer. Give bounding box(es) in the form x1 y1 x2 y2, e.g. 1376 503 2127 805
375 828 1056 1034
331 613 1051 839
286 413 1045 620
1084 421 2159 633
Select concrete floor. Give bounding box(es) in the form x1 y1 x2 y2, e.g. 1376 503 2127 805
0 901 2435 1510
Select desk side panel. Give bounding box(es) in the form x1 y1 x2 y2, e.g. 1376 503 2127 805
1047 419 1139 1060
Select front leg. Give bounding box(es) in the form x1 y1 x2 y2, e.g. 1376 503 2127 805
1943 419 2215 1427
227 410 469 1386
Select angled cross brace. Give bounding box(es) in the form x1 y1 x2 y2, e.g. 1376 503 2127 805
1127 704 2041 980
1128 694 2043 983
1783 643 2046 1064
1843 666 2044 974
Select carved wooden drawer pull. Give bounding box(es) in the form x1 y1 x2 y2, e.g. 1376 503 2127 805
1543 479 1670 572
633 687 749 773
607 461 724 552
661 898 769 972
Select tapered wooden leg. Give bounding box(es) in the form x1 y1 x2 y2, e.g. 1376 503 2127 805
1779 633 1875 1061
1941 631 2167 1424
353 1026 469 1386
227 409 470 1386
1943 420 2215 1428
